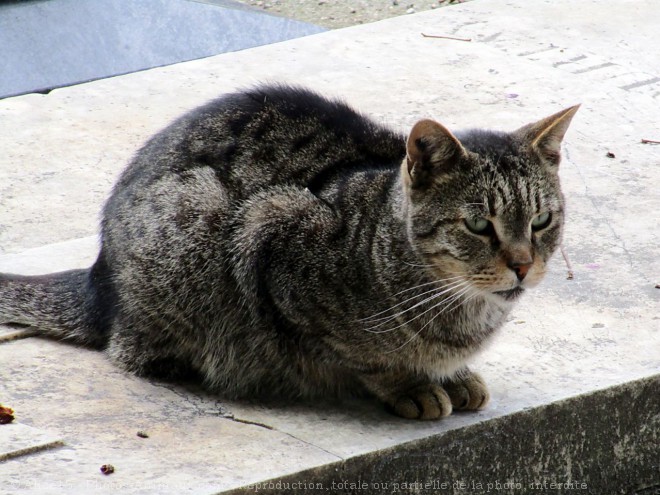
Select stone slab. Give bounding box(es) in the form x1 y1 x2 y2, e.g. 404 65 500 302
0 338 340 495
0 0 659 493
0 0 324 99
0 236 98 274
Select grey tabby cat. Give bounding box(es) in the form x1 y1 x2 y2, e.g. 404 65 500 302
0 85 578 419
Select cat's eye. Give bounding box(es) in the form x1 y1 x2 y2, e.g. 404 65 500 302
531 212 552 231
464 217 493 236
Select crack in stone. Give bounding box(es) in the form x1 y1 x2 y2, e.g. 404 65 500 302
147 381 233 419
273 429 343 460
563 145 641 279
146 382 342 459
225 411 343 459
222 415 274 430
216 411 342 459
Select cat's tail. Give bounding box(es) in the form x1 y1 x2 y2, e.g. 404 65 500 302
0 267 111 349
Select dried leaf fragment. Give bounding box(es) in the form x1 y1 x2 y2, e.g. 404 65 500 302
0 405 15 424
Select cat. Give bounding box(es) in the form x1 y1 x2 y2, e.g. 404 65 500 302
0 85 578 420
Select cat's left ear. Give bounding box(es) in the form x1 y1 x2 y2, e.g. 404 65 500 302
515 105 580 168
404 119 466 189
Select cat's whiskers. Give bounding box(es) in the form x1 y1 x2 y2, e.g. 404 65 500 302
385 274 465 299
402 260 438 269
362 283 466 329
364 279 471 334
384 285 479 354
358 276 465 324
364 285 467 334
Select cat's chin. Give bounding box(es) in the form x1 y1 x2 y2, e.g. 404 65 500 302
492 287 526 301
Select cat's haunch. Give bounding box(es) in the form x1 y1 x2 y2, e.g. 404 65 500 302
0 85 578 419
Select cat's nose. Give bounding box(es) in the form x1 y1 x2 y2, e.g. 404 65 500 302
508 261 532 281
503 244 533 281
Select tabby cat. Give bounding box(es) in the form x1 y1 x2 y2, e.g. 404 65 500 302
0 85 578 419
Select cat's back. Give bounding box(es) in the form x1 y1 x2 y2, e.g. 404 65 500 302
114 85 406 200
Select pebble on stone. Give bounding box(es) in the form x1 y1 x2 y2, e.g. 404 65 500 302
100 464 115 475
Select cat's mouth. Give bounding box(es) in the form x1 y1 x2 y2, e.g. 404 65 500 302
493 287 525 301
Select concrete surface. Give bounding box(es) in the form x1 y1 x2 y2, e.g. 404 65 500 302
0 0 324 99
0 0 659 493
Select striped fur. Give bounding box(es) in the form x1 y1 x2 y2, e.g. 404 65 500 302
0 85 578 419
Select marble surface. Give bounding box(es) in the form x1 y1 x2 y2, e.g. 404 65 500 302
0 0 658 493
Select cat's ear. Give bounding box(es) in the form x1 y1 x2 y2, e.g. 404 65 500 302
515 105 580 167
404 119 465 189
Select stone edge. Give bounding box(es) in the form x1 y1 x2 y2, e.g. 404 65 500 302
223 376 660 495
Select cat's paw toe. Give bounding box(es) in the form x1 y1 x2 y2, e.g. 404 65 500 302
390 384 452 420
444 371 490 411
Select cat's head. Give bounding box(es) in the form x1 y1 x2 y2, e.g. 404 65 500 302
401 105 579 302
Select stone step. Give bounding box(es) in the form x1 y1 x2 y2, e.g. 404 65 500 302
0 0 658 493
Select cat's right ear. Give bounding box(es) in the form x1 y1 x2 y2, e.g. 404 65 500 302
404 119 465 189
514 105 580 168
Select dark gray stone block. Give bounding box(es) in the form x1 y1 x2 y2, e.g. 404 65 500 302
0 0 325 99
225 376 660 495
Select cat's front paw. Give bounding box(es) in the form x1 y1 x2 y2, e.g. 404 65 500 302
389 384 452 420
443 369 490 411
